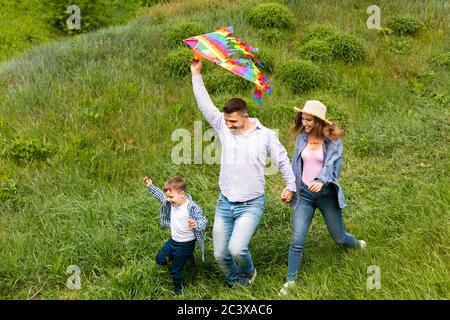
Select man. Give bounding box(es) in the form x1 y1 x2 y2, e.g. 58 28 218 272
190 60 295 287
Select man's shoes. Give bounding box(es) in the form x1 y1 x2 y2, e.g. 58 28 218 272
238 269 257 287
279 280 295 296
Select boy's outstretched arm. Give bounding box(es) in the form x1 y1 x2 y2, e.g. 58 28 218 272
144 176 167 204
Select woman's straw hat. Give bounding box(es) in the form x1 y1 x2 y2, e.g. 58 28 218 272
294 100 332 125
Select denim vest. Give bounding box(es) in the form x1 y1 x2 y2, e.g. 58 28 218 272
290 132 347 209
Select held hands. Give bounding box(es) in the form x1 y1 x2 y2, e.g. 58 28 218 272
143 176 153 188
281 188 294 204
190 59 202 76
308 181 324 193
188 219 197 230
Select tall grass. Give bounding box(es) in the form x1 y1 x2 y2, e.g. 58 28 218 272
0 0 449 299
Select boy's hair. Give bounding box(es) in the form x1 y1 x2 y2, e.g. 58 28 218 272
163 176 187 193
223 98 248 114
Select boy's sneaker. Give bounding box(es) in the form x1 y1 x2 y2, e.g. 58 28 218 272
174 287 183 295
238 269 257 287
279 280 295 296
358 240 367 249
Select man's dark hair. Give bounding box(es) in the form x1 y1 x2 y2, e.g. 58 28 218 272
223 98 248 114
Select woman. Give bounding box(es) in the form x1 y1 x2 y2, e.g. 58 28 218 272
280 100 366 296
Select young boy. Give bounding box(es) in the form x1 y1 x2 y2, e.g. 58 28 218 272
144 175 208 294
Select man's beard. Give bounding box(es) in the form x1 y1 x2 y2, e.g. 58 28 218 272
229 125 244 135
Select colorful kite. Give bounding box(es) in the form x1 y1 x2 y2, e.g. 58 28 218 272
183 26 271 104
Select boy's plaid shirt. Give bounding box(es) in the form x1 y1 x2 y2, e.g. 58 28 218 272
147 185 208 262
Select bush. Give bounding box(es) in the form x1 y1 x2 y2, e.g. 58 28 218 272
312 96 351 129
164 47 193 77
165 21 207 48
302 25 337 43
43 0 141 35
297 39 333 62
258 29 284 45
0 176 17 203
5 138 52 163
388 15 422 36
256 49 276 74
278 59 322 93
203 67 252 94
212 94 261 118
248 3 295 29
329 33 367 63
389 38 412 54
430 52 450 70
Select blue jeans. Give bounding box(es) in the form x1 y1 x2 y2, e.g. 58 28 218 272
213 193 265 286
287 182 358 281
156 238 195 291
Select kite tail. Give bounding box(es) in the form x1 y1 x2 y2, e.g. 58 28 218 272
253 86 263 105
252 77 272 105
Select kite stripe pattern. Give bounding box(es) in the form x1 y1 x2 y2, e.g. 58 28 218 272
184 26 272 104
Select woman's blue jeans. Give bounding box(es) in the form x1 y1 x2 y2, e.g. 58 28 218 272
287 182 358 281
213 193 265 286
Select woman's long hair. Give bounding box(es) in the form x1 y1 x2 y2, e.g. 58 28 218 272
290 112 343 141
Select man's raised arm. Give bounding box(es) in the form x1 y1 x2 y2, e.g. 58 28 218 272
191 60 223 132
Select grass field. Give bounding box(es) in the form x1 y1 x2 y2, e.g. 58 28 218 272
0 0 449 299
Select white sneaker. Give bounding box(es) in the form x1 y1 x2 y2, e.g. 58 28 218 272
279 280 295 296
238 269 257 287
249 268 257 285
358 240 367 249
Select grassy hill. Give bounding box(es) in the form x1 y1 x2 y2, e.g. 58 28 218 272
0 0 449 299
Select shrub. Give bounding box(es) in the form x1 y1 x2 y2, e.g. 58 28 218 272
248 3 295 29
297 39 333 62
256 49 276 74
0 176 17 203
203 67 252 94
258 29 284 45
278 59 322 93
164 47 193 77
5 138 52 163
388 15 422 36
389 38 412 54
329 33 367 63
377 27 393 36
430 52 450 70
312 96 351 129
165 21 207 48
43 0 141 35
212 94 261 117
302 25 337 43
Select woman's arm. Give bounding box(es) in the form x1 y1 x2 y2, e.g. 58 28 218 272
314 139 343 184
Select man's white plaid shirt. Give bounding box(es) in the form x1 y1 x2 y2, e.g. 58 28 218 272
148 184 208 262
192 75 296 202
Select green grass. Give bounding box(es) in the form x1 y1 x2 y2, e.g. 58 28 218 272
0 0 449 299
0 0 59 62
